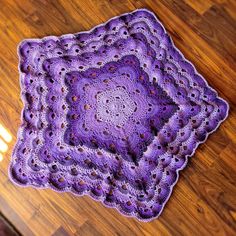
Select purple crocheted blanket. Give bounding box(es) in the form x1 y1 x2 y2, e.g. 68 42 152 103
10 9 228 221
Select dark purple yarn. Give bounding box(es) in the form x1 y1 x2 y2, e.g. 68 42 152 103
10 9 229 221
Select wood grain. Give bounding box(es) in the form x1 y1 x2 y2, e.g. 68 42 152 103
0 0 235 235
0 214 19 236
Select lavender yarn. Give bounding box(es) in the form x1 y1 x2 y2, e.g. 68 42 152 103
10 9 229 221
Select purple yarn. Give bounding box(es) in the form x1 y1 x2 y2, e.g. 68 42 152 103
10 9 229 221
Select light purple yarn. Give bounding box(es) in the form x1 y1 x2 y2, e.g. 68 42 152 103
10 9 229 222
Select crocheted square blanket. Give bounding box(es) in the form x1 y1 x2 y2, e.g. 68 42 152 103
10 9 229 222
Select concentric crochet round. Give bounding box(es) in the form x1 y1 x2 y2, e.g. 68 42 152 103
10 9 229 222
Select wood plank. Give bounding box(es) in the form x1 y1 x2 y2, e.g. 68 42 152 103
184 0 213 15
0 214 19 236
0 0 235 235
159 0 236 70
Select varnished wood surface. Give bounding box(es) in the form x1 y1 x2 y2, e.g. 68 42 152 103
0 214 18 236
0 0 235 235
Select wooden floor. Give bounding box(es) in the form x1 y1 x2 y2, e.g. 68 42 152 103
0 0 235 235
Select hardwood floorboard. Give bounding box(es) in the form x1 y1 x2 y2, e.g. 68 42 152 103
0 0 235 235
159 0 236 70
0 213 19 236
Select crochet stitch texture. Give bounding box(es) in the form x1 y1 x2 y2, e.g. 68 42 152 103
10 9 229 221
